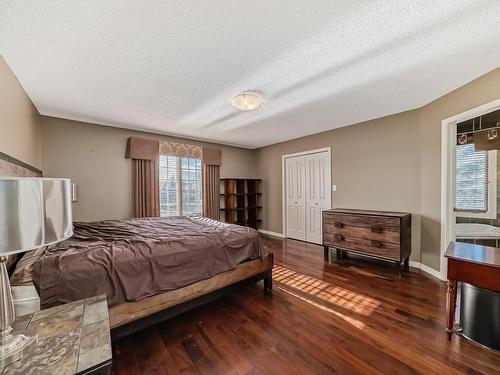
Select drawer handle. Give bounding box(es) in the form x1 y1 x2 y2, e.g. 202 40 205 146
334 234 344 241
372 240 382 248
371 226 383 233
334 222 344 229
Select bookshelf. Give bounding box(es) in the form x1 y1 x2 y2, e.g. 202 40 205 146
220 178 262 229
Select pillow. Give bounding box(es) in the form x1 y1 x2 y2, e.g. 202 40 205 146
10 249 44 286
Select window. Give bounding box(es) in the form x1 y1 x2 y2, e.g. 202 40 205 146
455 143 497 219
181 157 202 215
159 155 202 216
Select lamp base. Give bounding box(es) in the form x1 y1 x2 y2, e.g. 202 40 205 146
0 333 38 369
0 329 37 369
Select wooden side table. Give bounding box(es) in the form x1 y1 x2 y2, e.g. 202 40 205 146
444 241 500 340
1 294 112 375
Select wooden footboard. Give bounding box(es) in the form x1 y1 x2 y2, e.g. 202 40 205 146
109 253 273 340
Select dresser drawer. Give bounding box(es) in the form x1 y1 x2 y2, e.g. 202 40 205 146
323 212 401 233
324 233 400 261
323 213 400 243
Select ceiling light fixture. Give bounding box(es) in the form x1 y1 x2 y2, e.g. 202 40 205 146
231 91 263 111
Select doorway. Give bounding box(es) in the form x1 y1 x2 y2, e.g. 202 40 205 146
282 147 332 244
441 98 500 280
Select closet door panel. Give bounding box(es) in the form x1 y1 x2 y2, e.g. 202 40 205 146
305 152 331 244
285 156 306 241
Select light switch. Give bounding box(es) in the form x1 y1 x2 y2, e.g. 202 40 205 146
332 185 337 192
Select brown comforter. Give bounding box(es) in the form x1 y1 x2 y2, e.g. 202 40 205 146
32 216 264 308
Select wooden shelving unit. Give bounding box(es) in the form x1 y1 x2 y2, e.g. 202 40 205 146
220 178 262 229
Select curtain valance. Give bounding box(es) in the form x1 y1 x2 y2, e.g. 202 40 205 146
159 141 221 166
160 141 202 159
125 137 159 161
202 146 221 166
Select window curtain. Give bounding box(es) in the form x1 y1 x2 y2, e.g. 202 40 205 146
202 147 221 220
125 137 160 218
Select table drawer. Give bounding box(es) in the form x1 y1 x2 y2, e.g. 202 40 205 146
324 233 400 261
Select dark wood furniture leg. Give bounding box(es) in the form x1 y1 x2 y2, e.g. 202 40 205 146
404 257 410 272
446 279 457 340
395 261 403 277
336 249 342 259
264 270 273 295
323 245 329 260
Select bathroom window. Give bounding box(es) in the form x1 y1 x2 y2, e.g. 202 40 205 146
455 144 497 219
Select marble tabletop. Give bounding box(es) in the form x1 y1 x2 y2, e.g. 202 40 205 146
1 294 112 375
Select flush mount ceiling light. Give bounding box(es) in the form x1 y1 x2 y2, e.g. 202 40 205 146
231 91 263 111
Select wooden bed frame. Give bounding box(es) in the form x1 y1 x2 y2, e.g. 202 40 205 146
109 253 274 341
0 153 273 341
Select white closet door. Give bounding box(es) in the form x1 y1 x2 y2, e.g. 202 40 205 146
285 156 306 241
305 152 331 244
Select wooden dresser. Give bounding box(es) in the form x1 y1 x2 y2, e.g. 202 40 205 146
322 209 411 274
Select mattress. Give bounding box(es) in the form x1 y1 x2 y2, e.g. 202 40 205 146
32 216 264 308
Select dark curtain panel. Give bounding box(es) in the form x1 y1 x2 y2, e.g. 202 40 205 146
202 164 220 220
127 136 160 218
132 158 159 218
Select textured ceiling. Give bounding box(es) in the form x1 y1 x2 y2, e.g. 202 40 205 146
1 1 500 148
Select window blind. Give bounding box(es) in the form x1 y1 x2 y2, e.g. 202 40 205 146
181 157 202 215
159 154 178 217
159 154 202 216
455 143 488 212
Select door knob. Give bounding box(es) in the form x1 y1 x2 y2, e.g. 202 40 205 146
315 202 318 205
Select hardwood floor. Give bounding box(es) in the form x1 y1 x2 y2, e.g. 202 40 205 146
113 236 500 375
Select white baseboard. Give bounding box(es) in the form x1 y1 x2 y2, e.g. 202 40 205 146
409 261 444 280
258 229 285 238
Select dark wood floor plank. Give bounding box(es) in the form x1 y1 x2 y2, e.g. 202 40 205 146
114 236 500 375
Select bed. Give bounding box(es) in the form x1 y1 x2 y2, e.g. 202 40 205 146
10 216 273 340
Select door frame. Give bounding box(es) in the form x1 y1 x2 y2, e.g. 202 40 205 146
440 98 500 280
282 147 332 240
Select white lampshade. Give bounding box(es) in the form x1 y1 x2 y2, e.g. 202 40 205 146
0 178 73 255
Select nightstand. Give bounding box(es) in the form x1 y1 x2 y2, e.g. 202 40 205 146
1 294 112 375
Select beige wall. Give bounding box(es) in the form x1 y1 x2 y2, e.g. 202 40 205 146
0 56 41 169
41 117 257 222
4 47 497 273
257 67 500 272
40 67 500 271
256 110 422 261
419 67 500 270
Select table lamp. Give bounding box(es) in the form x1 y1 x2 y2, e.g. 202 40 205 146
0 177 73 367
